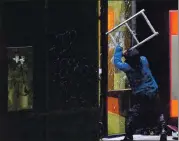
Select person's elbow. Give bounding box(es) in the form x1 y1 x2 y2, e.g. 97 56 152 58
113 57 118 66
114 61 126 71
113 56 122 68
114 63 123 70
114 59 130 72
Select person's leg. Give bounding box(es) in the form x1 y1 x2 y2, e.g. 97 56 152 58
159 113 167 141
140 95 157 135
123 103 141 141
153 94 167 141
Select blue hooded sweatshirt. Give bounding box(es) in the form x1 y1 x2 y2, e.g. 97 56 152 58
113 45 158 97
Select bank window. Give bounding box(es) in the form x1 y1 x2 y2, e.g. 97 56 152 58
108 1 131 91
107 0 132 136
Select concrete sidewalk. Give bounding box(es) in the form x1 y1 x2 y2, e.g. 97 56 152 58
102 135 175 141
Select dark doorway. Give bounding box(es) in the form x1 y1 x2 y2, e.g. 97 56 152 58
136 0 178 121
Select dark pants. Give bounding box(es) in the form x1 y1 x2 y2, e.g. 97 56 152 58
125 92 166 137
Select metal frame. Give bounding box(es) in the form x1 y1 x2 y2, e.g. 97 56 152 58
106 9 159 51
7 46 32 49
100 0 108 137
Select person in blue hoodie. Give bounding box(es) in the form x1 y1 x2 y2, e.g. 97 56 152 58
113 45 167 141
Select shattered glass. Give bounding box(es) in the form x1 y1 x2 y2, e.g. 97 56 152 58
108 0 132 91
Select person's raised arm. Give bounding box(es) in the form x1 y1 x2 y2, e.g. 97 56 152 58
113 45 131 72
141 56 149 68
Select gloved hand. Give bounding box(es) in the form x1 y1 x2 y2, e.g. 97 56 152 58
123 48 139 57
123 50 129 56
115 45 129 57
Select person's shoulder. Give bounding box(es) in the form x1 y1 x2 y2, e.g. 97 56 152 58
115 45 123 52
140 56 147 60
140 56 148 64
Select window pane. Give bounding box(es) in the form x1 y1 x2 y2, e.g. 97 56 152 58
108 1 132 91
8 46 33 111
107 0 132 136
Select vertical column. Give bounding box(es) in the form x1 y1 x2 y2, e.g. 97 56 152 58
100 0 108 136
0 3 8 141
0 3 8 115
32 1 47 113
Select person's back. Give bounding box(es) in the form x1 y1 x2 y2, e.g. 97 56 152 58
113 45 158 96
125 56 158 96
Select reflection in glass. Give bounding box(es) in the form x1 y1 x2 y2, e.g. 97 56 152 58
8 46 33 111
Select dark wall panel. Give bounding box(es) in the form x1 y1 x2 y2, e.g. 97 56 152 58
136 0 178 118
46 1 99 140
1 1 99 141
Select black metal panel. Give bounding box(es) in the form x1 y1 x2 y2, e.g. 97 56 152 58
100 0 108 137
2 2 33 46
32 2 48 112
1 0 99 141
1 0 29 4
0 5 8 115
46 1 99 140
47 0 98 111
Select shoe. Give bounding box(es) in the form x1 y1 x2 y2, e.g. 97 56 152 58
160 132 167 141
172 131 178 140
122 136 133 141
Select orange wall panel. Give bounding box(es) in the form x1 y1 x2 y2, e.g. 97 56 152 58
169 10 178 118
170 11 178 35
107 97 119 115
171 100 178 117
108 48 115 90
108 7 114 31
